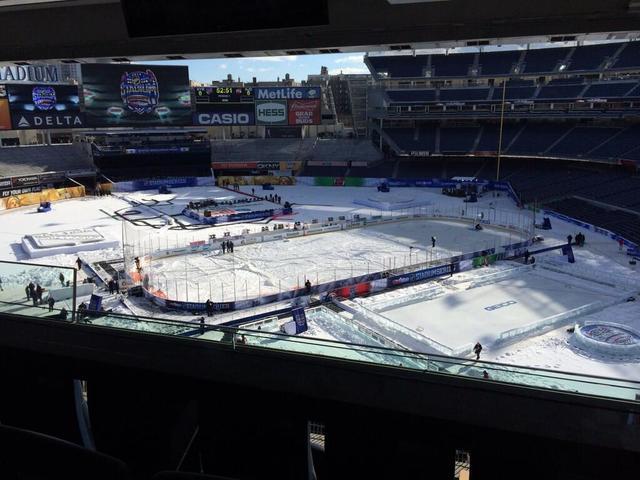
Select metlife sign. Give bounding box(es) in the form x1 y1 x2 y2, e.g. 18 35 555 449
254 87 320 100
255 100 288 125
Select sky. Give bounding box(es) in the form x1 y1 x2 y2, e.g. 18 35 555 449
143 53 369 84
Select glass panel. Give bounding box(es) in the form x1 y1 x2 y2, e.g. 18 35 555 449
0 259 77 322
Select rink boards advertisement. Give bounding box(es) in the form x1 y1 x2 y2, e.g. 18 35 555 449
0 185 85 211
81 64 192 127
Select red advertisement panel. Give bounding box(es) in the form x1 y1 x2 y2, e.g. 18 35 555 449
0 100 11 130
288 99 320 125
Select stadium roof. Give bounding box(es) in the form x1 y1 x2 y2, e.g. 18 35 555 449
0 0 639 64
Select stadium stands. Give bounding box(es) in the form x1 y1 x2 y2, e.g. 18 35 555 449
386 89 436 103
521 47 571 74
582 82 637 98
536 83 585 100
566 43 620 72
430 53 476 77
506 123 572 155
612 41 640 69
439 88 490 102
368 42 640 78
0 144 94 178
479 50 521 76
439 127 480 153
545 197 640 244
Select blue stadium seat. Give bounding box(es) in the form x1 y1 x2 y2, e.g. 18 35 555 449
612 42 640 69
582 82 637 98
439 88 490 102
478 50 521 76
430 53 475 77
387 89 436 103
567 43 619 71
521 47 571 74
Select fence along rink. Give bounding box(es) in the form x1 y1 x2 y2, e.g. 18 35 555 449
122 204 534 311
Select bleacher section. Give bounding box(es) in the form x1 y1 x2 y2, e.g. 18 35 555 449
479 50 520 76
612 41 640 70
566 43 619 72
545 197 640 245
0 144 94 178
439 88 490 102
430 53 475 77
439 127 480 153
211 139 315 165
310 139 384 163
368 42 640 78
386 89 436 103
384 122 640 162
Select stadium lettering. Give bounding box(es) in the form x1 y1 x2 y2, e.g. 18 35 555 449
0 65 58 83
197 113 251 125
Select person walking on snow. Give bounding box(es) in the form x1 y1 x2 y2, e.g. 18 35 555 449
431 236 436 248
473 342 483 360
619 238 624 252
59 272 65 287
222 241 226 254
567 234 573 245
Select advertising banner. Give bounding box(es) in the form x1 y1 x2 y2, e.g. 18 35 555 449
211 162 258 170
255 100 288 125
0 185 84 211
254 86 321 101
194 102 255 126
7 84 84 129
388 263 459 287
288 99 321 125
81 64 191 127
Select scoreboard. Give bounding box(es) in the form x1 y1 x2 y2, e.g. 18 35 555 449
194 86 254 104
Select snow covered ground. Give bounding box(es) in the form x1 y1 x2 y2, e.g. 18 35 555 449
1 183 639 384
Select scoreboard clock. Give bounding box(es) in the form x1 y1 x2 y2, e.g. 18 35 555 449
195 87 254 103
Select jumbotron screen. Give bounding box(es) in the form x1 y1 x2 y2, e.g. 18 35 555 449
81 64 192 127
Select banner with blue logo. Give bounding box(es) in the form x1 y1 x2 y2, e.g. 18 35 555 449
81 64 191 127
88 294 103 312
8 84 84 129
292 307 308 334
562 245 576 263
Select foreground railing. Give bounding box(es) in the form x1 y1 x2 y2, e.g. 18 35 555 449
1 292 639 404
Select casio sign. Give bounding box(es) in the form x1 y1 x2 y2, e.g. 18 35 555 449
256 103 286 123
197 113 251 125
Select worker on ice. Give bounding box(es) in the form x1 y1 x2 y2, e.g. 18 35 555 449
473 342 483 360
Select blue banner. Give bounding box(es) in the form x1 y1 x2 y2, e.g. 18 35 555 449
88 294 103 312
389 263 459 287
292 307 308 334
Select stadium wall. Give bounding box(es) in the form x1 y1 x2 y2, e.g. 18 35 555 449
112 176 214 192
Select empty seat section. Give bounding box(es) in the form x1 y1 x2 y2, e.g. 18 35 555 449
367 55 428 78
625 84 640 97
439 88 490 102
582 82 636 98
537 84 585 100
396 160 445 178
508 124 570 154
590 125 640 159
475 124 522 153
612 42 640 69
567 43 619 71
492 85 536 100
549 127 622 157
521 47 570 74
386 89 436 103
479 50 521 76
430 53 475 77
439 127 480 153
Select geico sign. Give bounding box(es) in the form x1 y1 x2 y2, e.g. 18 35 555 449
256 103 286 123
197 113 251 125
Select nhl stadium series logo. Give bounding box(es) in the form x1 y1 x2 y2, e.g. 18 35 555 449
120 70 159 115
32 86 57 111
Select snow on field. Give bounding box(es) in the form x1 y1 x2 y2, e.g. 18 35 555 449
1 183 639 382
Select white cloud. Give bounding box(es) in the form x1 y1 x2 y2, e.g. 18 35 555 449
258 67 273 72
328 67 369 75
219 63 227 69
335 55 364 64
252 55 298 63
